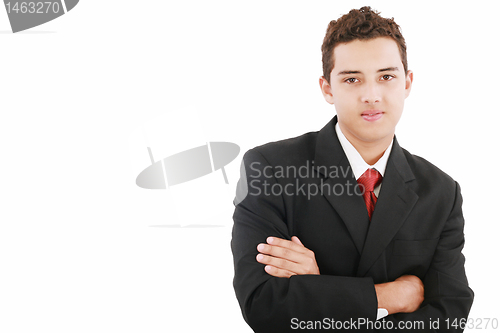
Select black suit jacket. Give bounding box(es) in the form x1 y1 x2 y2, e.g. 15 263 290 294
231 116 473 332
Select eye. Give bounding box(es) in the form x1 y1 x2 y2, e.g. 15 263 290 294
381 74 395 81
344 78 359 84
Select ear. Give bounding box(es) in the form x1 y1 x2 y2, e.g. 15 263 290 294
404 70 414 99
319 76 335 105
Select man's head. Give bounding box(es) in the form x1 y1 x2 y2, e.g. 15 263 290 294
321 6 407 85
319 7 413 153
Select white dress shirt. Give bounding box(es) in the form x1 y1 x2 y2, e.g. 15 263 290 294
335 123 393 197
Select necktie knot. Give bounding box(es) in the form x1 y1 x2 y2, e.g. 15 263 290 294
357 168 382 192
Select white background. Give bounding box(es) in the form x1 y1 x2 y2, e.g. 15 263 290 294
1 1 498 332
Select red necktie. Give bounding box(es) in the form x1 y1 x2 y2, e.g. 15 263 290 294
357 168 383 220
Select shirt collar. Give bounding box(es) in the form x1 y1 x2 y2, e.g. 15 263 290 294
335 122 393 180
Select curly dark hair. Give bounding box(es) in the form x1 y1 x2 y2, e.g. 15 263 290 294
321 6 407 84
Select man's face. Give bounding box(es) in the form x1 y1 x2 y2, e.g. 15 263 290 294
320 37 413 146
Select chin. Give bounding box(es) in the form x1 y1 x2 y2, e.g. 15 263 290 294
358 128 393 143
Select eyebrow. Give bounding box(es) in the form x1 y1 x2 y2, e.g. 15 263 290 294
336 67 399 75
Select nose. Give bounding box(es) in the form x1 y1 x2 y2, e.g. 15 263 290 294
361 81 381 104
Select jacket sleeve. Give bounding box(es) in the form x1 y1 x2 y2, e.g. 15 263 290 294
231 149 378 333
381 182 474 332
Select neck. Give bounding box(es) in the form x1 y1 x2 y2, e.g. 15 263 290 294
339 124 394 165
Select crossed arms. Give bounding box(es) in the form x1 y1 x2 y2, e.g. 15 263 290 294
256 235 424 316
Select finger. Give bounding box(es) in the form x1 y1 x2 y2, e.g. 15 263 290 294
266 236 309 254
264 265 296 278
291 236 303 246
257 243 301 264
256 253 303 273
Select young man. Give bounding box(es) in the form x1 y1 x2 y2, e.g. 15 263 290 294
231 7 473 332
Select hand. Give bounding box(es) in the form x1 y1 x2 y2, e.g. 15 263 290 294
375 275 424 315
394 275 425 313
256 236 320 278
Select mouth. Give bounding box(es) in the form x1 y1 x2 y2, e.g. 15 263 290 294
361 110 383 122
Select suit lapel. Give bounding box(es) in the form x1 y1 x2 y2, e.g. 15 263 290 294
314 116 370 254
356 138 419 277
